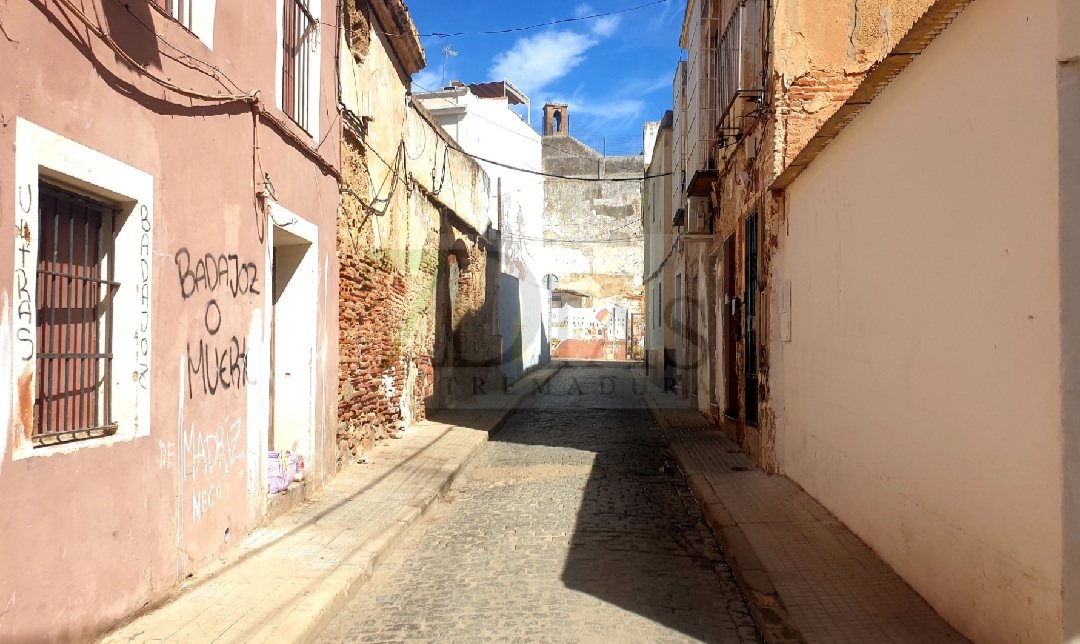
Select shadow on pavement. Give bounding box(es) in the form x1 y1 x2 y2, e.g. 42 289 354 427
488 359 758 643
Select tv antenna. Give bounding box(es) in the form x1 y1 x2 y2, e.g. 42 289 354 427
441 45 458 88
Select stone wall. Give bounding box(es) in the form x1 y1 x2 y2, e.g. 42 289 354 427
542 134 644 313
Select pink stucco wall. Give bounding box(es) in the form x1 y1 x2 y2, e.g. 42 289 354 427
0 1 340 639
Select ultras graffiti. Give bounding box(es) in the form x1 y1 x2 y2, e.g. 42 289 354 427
15 184 34 361
174 248 261 399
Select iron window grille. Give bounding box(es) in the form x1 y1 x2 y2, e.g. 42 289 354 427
154 0 194 31
34 184 119 447
282 0 316 129
716 0 766 138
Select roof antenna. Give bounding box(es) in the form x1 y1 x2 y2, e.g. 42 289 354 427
441 45 458 88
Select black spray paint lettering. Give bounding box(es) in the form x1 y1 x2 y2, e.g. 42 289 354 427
15 268 33 361
174 249 261 301
138 206 152 389
186 336 248 399
175 246 260 397
15 185 35 361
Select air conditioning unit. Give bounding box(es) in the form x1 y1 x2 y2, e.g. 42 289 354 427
686 198 711 236
744 133 759 161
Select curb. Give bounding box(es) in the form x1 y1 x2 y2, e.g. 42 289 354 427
643 390 805 644
268 363 564 644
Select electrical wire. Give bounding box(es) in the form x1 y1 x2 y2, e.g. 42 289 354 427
411 99 672 183
645 233 681 282
54 0 255 102
503 232 644 244
52 0 341 182
109 0 244 93
416 0 671 38
323 0 671 40
410 81 605 164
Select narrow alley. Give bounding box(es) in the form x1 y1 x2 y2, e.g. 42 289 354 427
317 362 760 643
2 0 1074 641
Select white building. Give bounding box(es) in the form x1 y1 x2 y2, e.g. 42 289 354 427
415 80 550 379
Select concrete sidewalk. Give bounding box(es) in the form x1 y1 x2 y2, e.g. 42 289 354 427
103 365 561 644
643 380 966 644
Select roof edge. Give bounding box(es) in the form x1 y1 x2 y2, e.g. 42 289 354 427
772 0 975 190
370 0 426 75
679 0 695 49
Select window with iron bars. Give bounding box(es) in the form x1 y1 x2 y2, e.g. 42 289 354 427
154 0 194 31
282 0 316 129
33 184 119 447
716 0 766 138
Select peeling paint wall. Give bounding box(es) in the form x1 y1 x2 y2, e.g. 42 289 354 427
337 5 499 459
676 0 941 470
542 133 644 314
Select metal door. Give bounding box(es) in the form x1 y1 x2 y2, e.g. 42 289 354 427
744 214 759 426
722 235 738 418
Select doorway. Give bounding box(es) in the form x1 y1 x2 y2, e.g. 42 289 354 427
744 214 760 427
688 272 700 404
722 235 738 419
269 222 317 460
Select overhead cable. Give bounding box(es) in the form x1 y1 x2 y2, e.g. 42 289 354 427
410 99 672 183
416 0 671 38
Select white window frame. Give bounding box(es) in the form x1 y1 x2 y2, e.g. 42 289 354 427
275 0 322 137
9 118 154 460
154 0 217 50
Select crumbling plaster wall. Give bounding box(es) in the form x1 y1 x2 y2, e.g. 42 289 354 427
708 0 937 470
542 136 645 312
773 0 936 170
338 6 497 460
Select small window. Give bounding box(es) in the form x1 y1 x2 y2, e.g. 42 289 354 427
282 0 317 130
33 184 119 447
553 110 562 133
155 0 194 31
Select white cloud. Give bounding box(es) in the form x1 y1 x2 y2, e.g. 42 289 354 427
590 15 620 38
573 4 620 37
621 72 674 96
488 30 598 95
560 96 645 122
574 4 594 18
411 68 443 93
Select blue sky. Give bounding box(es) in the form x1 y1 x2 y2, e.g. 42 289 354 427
405 0 685 152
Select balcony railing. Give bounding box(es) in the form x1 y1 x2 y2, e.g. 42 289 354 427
687 13 719 198
717 0 765 138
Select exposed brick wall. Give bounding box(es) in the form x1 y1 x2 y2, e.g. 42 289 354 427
777 71 864 168
337 129 499 462
338 234 439 459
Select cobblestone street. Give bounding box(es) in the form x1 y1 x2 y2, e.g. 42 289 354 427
318 362 761 643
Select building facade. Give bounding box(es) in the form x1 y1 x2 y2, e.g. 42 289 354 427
770 0 1074 639
414 81 551 382
0 0 341 639
337 0 503 459
541 103 645 322
643 112 676 388
671 0 938 467
663 0 1078 639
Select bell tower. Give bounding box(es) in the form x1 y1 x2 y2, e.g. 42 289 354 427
542 103 569 136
